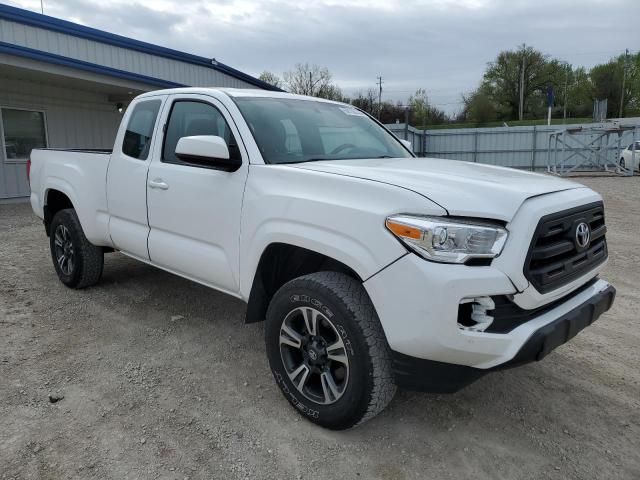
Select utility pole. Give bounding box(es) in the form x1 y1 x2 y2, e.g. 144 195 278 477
40 0 44 14
519 44 526 121
619 48 629 118
376 76 383 120
563 63 569 123
309 72 313 96
404 106 410 140
546 85 553 126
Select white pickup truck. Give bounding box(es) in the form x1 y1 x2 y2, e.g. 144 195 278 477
28 88 615 429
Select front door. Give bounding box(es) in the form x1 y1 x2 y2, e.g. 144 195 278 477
146 94 248 293
106 97 164 260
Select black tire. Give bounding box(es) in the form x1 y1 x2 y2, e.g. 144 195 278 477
49 208 104 289
620 158 626 169
265 271 396 430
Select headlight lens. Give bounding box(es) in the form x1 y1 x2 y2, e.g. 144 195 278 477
386 215 508 264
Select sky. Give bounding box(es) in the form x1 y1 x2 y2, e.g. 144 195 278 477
6 0 640 115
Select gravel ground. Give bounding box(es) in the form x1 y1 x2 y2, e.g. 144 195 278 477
1 175 639 480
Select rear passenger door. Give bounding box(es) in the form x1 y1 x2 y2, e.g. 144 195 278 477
145 94 248 293
107 97 164 260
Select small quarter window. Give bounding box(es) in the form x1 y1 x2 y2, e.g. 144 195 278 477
122 100 161 160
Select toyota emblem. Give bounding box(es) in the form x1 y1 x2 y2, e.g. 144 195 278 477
575 222 590 249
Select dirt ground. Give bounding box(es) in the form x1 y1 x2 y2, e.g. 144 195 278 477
1 175 639 480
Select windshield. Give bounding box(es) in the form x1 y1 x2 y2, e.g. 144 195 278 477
232 97 413 164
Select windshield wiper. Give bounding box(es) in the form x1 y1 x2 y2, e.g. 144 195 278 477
278 158 332 164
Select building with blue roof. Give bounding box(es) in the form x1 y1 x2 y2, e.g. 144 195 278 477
0 3 280 200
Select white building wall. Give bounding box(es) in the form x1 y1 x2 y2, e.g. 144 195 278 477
0 76 122 199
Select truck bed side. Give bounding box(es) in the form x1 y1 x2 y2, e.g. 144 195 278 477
29 149 113 247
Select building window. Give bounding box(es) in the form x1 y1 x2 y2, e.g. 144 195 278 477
1 108 47 161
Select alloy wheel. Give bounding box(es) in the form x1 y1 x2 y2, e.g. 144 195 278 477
279 306 350 405
54 224 75 275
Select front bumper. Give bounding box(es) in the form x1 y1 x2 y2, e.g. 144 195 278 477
390 283 615 392
364 253 615 372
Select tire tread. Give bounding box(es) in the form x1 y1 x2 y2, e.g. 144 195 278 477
50 209 103 289
278 271 396 427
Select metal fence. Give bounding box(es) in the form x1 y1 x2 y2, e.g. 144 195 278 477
386 121 640 171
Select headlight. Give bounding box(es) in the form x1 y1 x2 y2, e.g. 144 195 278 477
385 215 508 264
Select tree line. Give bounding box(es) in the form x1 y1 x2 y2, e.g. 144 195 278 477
260 45 639 127
259 64 448 126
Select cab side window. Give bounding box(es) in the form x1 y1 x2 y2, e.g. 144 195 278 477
162 100 241 165
122 100 161 160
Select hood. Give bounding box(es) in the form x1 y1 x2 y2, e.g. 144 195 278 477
290 157 583 221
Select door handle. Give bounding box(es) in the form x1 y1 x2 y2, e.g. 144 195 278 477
148 178 169 190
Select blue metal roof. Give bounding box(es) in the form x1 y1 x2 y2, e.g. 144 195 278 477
0 3 283 91
0 41 186 88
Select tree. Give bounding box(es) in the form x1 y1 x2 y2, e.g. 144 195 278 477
407 88 447 127
258 71 283 89
626 51 640 116
409 88 429 126
316 83 348 102
590 61 623 118
282 63 347 101
454 47 638 124
350 90 407 123
350 90 377 116
481 45 565 120
284 63 331 96
565 66 593 118
590 51 640 117
379 101 409 124
462 88 497 125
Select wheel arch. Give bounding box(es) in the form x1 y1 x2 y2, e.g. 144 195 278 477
245 243 364 324
43 188 76 236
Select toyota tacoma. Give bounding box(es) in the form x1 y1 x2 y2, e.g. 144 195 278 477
28 88 616 430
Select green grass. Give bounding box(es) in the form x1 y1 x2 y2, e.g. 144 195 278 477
418 117 594 130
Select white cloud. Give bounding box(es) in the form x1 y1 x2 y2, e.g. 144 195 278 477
6 0 640 114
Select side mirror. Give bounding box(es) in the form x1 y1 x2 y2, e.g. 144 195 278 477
400 139 413 151
175 135 241 171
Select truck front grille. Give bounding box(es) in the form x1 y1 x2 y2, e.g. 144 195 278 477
524 202 607 294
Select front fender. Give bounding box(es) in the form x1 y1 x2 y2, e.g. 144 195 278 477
240 220 399 298
239 165 446 299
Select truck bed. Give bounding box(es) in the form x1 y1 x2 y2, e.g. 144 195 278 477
29 148 113 247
